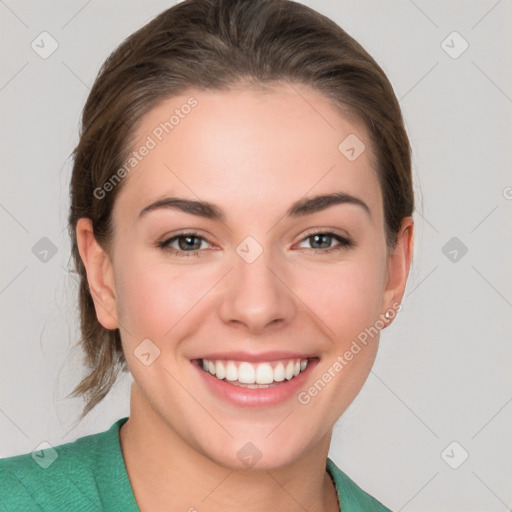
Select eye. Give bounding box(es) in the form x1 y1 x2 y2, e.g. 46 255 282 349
157 230 353 258
158 231 212 257
297 231 353 253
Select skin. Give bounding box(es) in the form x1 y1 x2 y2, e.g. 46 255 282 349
76 82 413 512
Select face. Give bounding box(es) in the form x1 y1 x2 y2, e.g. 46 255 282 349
81 82 412 470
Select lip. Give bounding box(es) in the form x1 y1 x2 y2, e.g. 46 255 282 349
194 351 316 362
192 357 319 407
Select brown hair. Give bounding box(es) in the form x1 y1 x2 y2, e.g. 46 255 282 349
68 0 414 418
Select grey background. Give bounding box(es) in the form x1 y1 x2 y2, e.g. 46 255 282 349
1 1 511 510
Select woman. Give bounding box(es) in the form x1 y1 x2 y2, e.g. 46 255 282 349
0 0 413 510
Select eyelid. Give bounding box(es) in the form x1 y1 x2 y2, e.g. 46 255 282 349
159 227 351 246
157 230 219 259
158 227 353 258
158 230 215 247
296 226 351 241
293 229 353 251
158 229 214 244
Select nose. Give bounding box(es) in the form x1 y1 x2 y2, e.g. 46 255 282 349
218 245 297 335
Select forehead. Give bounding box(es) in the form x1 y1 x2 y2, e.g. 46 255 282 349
113 83 382 224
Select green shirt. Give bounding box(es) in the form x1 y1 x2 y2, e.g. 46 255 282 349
0 417 391 511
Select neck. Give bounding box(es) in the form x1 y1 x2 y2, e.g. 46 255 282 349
119 384 340 512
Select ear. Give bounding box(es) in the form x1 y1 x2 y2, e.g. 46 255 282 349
381 217 414 325
75 218 119 330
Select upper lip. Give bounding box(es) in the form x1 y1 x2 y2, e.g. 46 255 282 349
193 351 317 362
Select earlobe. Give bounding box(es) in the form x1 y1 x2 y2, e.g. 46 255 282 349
75 218 119 330
381 217 414 325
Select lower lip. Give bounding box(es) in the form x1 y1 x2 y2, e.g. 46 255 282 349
193 359 318 407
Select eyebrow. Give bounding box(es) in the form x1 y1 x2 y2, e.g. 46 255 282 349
138 192 371 221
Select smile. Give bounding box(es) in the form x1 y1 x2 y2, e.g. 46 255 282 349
200 358 309 388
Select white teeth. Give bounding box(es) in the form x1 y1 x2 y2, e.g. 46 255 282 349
238 362 255 384
255 363 274 384
225 361 238 381
215 360 226 380
200 357 310 385
285 361 294 380
273 362 285 382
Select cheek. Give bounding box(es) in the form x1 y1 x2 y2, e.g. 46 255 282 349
294 259 387 415
114 232 388 343
114 255 215 340
295 258 386 342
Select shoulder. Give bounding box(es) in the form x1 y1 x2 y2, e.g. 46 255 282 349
327 457 392 512
0 417 131 512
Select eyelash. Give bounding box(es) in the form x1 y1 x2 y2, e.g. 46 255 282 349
157 230 354 258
